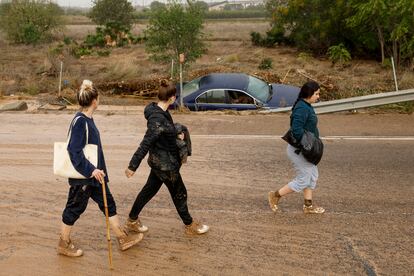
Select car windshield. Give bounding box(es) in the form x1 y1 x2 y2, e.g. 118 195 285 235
181 77 201 98
246 76 270 102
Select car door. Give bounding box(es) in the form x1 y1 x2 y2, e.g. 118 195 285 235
226 90 260 110
195 89 227 111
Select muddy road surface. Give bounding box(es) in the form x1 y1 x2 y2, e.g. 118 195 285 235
0 111 413 275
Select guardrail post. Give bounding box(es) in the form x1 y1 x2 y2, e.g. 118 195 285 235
391 56 399 91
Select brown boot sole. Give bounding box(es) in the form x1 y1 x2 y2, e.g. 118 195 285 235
57 248 83 257
119 233 144 251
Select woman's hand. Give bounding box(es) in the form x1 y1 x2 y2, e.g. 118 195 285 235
125 168 135 178
92 169 106 184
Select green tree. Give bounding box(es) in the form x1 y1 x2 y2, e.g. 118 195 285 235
395 0 414 65
150 1 165 11
0 2 11 16
261 0 413 67
348 0 414 66
0 0 63 44
347 0 389 64
193 1 209 13
145 0 206 65
89 0 135 29
267 0 354 54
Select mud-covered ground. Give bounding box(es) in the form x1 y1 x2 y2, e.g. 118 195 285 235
0 110 413 275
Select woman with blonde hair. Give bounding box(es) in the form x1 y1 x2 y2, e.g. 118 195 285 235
58 80 143 257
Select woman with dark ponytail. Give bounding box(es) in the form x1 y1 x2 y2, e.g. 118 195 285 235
124 80 209 235
268 81 325 214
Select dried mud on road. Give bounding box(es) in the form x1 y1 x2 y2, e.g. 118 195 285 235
0 111 413 275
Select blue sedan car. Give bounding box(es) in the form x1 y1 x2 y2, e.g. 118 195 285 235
173 73 300 111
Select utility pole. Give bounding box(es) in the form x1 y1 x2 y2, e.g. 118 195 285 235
179 53 185 107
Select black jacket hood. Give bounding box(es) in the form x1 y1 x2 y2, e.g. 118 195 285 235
144 102 167 120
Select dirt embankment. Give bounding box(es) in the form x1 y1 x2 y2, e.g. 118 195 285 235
2 20 414 106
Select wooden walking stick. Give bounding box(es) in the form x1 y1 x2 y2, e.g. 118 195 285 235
99 178 113 270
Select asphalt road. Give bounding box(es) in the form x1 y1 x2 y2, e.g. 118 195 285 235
0 111 413 275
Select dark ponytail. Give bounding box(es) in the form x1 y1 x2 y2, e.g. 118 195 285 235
158 79 176 101
291 81 320 110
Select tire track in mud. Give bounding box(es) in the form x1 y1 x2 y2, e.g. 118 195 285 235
341 236 378 276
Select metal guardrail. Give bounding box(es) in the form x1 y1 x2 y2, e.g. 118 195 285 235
260 88 414 114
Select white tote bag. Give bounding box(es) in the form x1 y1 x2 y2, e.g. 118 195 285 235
53 117 98 179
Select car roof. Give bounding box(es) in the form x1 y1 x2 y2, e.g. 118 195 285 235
199 73 249 91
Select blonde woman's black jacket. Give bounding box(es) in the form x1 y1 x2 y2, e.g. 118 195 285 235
128 103 180 172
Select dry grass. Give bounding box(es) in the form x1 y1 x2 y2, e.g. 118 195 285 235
63 19 269 42
61 25 98 41
203 20 269 41
62 15 93 25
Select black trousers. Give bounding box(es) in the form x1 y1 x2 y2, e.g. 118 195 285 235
129 169 193 225
62 183 117 226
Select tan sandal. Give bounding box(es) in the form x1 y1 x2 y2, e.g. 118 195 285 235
303 205 325 214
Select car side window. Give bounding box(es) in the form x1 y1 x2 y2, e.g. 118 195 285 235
197 89 226 104
227 90 254 104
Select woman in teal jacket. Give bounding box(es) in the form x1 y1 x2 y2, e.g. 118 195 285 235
268 81 325 214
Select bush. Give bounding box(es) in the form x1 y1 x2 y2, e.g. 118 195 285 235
89 0 135 29
250 28 288 48
96 49 111 57
250 32 262 46
0 0 63 44
20 23 42 44
84 32 106 48
67 22 144 58
258 58 273 70
73 47 93 58
63 36 72 45
297 52 312 62
23 83 40 95
327 43 351 65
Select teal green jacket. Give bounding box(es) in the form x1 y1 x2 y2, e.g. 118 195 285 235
291 99 319 141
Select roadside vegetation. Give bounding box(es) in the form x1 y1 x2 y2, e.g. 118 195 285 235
0 0 413 112
0 0 63 44
257 0 414 68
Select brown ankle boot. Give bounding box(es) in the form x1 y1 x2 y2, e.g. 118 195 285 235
57 237 83 257
268 191 280 212
117 230 144 251
185 220 209 235
125 218 149 233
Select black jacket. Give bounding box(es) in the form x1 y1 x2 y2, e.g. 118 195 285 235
128 103 180 172
175 123 192 164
